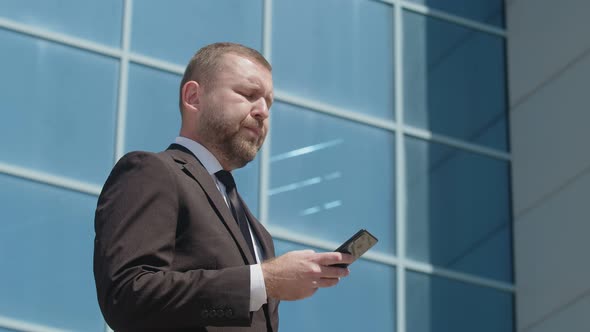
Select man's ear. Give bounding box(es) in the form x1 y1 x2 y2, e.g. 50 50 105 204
182 81 201 113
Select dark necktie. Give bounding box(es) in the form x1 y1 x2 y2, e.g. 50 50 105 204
215 170 256 258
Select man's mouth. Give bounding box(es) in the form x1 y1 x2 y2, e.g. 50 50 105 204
243 126 262 137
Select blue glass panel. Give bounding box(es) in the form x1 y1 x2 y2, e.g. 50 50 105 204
0 175 104 331
275 240 396 332
273 0 394 120
0 30 118 185
233 158 260 218
407 271 513 332
403 11 507 151
0 328 17 332
125 64 181 153
125 64 259 215
405 136 512 282
131 0 263 65
269 102 396 255
0 0 123 46
407 0 504 27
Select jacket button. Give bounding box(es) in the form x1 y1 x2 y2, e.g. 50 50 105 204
201 310 209 318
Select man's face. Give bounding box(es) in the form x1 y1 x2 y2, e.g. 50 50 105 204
197 53 273 169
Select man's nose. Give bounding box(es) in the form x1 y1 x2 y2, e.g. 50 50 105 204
251 97 270 120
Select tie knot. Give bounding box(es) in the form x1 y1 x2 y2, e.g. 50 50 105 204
215 170 236 190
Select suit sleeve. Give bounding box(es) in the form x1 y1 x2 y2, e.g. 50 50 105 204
93 152 251 330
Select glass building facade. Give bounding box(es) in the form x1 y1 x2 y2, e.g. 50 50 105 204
0 1 512 331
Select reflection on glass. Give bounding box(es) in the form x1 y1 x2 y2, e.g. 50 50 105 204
403 10 508 151
407 271 513 332
0 29 118 185
273 0 394 120
270 139 344 163
269 102 396 255
0 0 123 46
131 0 263 65
405 136 512 282
268 171 342 196
407 0 505 27
0 175 104 331
275 240 396 332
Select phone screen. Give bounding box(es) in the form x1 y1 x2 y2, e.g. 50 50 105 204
333 229 378 267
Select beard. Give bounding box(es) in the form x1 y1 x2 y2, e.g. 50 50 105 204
198 106 265 169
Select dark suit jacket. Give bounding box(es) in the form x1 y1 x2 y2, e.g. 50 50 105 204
93 144 279 332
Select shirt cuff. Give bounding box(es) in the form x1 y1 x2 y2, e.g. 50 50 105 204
250 264 268 311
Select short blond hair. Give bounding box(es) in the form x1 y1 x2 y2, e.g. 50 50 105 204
179 42 271 110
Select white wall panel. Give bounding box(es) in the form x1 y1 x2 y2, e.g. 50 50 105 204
510 52 590 215
514 169 590 330
527 292 590 332
507 0 590 106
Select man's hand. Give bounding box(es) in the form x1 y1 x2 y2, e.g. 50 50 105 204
261 250 354 301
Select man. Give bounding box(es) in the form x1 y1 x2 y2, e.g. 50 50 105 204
93 42 353 332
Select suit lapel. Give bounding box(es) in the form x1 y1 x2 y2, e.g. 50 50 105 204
239 194 274 261
166 144 256 265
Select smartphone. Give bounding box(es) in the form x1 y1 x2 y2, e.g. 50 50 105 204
332 229 378 268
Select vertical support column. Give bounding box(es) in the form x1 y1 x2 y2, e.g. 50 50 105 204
394 3 407 332
106 1 133 331
259 0 273 225
114 0 134 162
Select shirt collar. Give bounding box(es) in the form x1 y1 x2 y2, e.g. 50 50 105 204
175 136 223 175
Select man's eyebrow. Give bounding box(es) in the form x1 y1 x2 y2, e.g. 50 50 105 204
245 76 264 87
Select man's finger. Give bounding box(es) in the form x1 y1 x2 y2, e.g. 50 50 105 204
312 252 355 266
318 265 350 278
314 277 340 288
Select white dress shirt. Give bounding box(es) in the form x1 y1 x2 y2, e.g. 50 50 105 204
175 136 267 312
